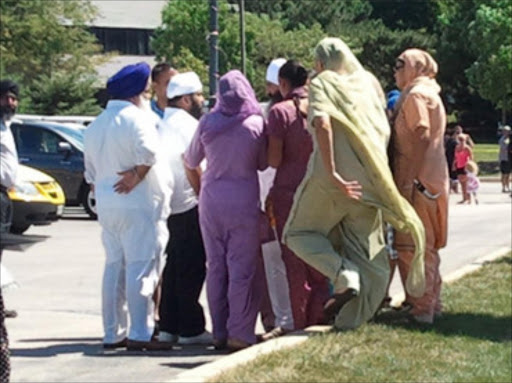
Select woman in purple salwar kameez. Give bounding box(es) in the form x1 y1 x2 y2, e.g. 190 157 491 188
184 70 267 351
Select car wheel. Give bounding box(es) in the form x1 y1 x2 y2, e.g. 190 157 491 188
82 184 98 220
10 224 31 234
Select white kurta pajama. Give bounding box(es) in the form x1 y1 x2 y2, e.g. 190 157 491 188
84 100 172 343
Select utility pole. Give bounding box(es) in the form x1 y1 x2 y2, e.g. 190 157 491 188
209 0 219 109
239 0 246 75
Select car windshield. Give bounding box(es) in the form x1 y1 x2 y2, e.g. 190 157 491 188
51 125 85 151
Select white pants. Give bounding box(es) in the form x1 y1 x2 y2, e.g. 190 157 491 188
99 208 168 343
261 228 294 330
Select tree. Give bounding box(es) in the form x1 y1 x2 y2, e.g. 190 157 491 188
328 19 436 92
29 72 102 116
434 0 506 129
231 0 372 30
0 0 103 115
368 0 439 32
465 0 512 122
152 0 325 98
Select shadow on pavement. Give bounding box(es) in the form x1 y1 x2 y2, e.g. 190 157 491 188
18 337 101 343
373 311 512 343
160 361 208 369
11 339 230 358
11 342 100 357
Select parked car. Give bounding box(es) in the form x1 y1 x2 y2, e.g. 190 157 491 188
10 119 97 218
8 164 65 234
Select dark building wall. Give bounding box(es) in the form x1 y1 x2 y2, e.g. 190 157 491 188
90 27 154 55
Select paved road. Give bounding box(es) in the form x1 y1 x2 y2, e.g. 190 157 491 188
3 182 511 382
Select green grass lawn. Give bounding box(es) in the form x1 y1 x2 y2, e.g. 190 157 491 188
211 255 512 383
474 143 499 163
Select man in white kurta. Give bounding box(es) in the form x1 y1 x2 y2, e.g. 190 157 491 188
1 79 20 382
84 63 172 350
157 72 211 344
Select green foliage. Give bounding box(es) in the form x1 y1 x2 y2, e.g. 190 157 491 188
152 0 325 99
171 46 210 94
466 0 512 112
152 0 507 130
0 0 102 115
230 0 372 30
29 72 102 116
435 0 485 112
329 19 436 91
368 0 440 32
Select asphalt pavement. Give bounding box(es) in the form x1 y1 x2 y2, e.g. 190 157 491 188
3 181 511 382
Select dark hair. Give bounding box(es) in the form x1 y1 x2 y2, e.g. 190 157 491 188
167 95 183 107
151 62 172 82
278 60 308 88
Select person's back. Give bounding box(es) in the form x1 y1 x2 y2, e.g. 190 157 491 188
160 108 199 213
85 101 159 213
269 93 312 194
184 69 267 350
199 113 265 207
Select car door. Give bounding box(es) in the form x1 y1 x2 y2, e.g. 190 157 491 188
12 123 82 202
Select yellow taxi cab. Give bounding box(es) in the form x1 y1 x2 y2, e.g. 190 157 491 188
7 164 65 234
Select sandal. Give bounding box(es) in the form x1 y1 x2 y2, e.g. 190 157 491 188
259 326 290 342
323 288 357 323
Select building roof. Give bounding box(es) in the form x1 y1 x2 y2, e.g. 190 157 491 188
95 55 158 83
90 0 166 29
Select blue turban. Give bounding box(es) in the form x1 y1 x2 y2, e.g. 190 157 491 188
107 62 151 99
386 89 400 111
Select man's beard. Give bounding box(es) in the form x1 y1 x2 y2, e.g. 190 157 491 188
190 99 203 120
0 105 16 121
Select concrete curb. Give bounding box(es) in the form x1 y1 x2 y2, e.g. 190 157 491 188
170 246 511 383
169 326 331 383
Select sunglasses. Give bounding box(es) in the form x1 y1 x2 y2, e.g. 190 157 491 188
393 60 405 72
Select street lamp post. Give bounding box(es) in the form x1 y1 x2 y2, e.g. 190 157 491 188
209 0 219 109
239 0 246 75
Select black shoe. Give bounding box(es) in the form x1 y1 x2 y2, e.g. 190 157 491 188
392 301 413 313
103 338 127 349
212 338 227 350
4 310 18 318
126 339 174 351
323 288 357 323
153 320 160 338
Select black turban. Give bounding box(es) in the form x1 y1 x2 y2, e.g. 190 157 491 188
0 80 20 98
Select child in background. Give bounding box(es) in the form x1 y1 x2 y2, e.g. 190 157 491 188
465 160 480 204
453 135 473 204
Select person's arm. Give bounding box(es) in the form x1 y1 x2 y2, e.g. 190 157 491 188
114 164 151 194
313 115 362 200
183 154 202 196
184 121 205 169
401 94 431 182
266 107 285 168
83 138 95 193
467 134 475 148
267 136 283 168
